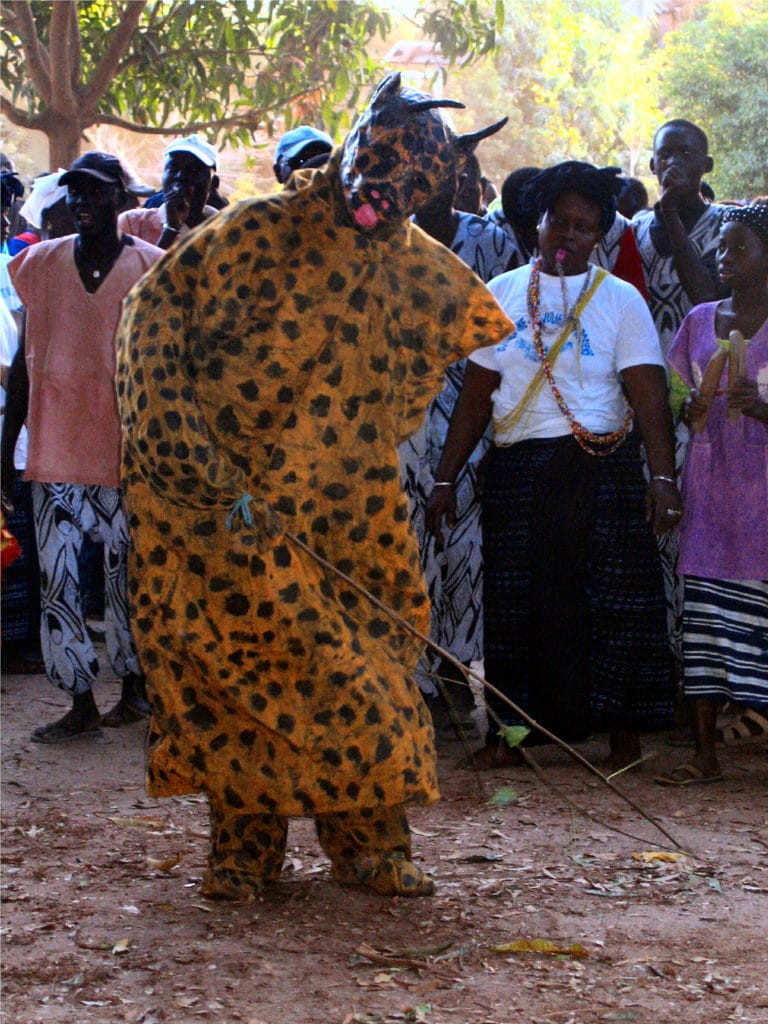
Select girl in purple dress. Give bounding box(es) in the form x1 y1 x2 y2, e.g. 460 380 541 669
657 201 768 786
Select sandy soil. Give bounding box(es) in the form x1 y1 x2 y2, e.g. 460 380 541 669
2 659 767 1024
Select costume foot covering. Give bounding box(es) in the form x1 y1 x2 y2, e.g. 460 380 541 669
331 851 434 896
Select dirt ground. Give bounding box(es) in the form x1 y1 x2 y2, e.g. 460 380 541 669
2 656 767 1024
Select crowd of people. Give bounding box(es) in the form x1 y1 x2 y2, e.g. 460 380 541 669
1 75 766 900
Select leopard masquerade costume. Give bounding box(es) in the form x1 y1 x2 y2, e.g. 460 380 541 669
117 73 512 900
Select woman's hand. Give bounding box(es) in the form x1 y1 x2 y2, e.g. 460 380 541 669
646 478 683 536
681 389 710 428
424 484 457 551
728 377 768 423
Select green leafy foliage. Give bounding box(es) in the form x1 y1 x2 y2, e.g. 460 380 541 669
653 0 768 200
0 0 501 166
445 0 662 188
445 0 765 203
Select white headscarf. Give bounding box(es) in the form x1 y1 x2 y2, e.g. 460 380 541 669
18 170 68 230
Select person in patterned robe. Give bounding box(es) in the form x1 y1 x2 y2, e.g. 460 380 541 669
116 74 512 901
402 119 515 716
632 119 729 673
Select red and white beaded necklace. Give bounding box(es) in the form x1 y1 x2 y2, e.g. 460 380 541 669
526 255 632 456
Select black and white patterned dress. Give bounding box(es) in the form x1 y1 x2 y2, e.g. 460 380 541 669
632 202 727 658
399 214 517 693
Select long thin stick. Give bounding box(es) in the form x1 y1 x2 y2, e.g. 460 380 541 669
286 531 687 853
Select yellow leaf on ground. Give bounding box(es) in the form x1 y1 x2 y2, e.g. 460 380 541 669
491 938 588 958
631 851 685 863
111 937 130 955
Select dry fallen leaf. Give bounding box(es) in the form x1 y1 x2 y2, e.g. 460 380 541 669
111 937 130 955
146 851 183 872
491 938 588 958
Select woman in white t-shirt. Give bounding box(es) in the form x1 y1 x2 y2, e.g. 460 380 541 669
426 162 681 771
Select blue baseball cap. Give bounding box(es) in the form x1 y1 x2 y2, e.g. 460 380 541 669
275 126 333 168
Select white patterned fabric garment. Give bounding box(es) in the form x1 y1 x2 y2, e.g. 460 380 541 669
593 211 631 272
632 203 726 356
450 211 518 282
399 213 516 693
632 201 726 659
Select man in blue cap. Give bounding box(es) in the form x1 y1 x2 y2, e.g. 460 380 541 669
273 126 334 185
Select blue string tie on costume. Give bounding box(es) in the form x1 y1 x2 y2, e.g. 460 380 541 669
226 493 254 530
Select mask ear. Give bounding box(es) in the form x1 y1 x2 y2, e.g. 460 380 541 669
370 72 402 110
649 157 656 175
704 155 714 174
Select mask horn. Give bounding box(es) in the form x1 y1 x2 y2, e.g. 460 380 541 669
456 117 509 155
409 98 466 113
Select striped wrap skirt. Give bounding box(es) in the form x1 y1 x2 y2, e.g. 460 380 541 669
682 576 768 706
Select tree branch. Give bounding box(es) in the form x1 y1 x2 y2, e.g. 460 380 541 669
0 93 40 130
81 0 147 114
94 108 267 135
49 0 78 115
114 43 270 78
93 72 330 137
69 0 82 92
3 1 51 105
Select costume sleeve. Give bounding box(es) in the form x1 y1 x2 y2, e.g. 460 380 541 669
116 240 248 511
393 260 512 445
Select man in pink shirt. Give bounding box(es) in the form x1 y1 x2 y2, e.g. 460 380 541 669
118 135 219 250
1 152 163 743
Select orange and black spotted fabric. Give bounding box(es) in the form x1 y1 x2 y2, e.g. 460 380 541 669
116 152 512 819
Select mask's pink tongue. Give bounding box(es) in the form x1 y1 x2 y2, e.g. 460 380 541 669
353 204 379 229
556 247 567 264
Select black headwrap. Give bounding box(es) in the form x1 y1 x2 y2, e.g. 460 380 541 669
721 201 768 248
519 161 623 235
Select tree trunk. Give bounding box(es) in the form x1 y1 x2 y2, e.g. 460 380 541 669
45 116 82 171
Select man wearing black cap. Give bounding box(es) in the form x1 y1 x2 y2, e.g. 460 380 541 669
1 152 164 743
273 126 334 185
119 134 219 249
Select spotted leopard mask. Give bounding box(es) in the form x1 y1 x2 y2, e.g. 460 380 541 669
340 73 466 235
